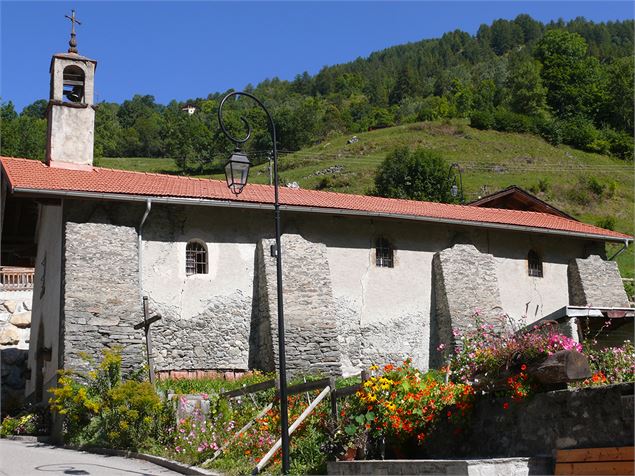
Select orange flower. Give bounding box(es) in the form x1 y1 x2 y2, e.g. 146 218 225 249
384 364 394 372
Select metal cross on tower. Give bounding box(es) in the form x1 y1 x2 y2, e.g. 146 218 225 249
65 10 81 53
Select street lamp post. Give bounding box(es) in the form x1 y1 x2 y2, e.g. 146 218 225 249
218 91 291 474
447 162 464 204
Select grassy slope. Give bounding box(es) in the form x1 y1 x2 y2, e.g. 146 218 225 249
97 120 634 282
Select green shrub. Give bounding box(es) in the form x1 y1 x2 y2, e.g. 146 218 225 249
492 109 534 133
534 116 563 145
595 216 616 230
49 348 173 450
469 110 494 130
602 128 634 161
373 147 453 203
559 116 601 151
0 414 37 437
586 176 606 196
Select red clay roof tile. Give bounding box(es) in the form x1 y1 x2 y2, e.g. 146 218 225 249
1 156 630 242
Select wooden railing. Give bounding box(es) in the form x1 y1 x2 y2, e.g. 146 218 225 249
0 266 35 291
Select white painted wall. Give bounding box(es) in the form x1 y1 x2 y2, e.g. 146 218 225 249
25 203 63 399
488 230 585 325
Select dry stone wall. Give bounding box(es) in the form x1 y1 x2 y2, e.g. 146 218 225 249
568 254 629 307
64 221 144 374
255 234 341 377
0 293 31 415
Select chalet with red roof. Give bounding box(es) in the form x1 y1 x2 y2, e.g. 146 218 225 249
1 44 632 408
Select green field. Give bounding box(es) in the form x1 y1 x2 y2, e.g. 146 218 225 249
96 120 634 284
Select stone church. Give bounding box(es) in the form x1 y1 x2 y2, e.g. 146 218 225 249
1 43 632 406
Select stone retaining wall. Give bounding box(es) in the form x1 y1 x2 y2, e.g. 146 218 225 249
421 383 634 458
0 293 32 415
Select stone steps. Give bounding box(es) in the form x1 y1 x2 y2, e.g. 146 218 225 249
327 456 553 475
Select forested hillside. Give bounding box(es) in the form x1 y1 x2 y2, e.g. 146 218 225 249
1 15 633 168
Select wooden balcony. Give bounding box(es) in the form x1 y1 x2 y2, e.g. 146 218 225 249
0 266 35 291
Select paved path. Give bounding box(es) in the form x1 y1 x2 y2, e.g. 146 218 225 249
0 439 183 476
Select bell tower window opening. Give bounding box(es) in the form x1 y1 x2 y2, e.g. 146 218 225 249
186 241 208 276
375 237 394 268
62 65 85 103
528 250 543 277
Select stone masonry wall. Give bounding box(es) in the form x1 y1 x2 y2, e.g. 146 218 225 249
568 254 629 307
0 293 32 415
432 243 504 367
335 297 428 375
421 383 633 458
256 234 341 377
149 291 252 371
64 221 144 374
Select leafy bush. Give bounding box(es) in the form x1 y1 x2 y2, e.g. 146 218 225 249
559 116 601 151
595 216 616 231
534 116 563 145
49 348 173 450
469 110 494 130
492 109 535 133
602 128 634 161
0 414 38 437
373 147 453 203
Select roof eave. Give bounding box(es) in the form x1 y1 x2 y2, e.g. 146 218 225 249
12 186 632 244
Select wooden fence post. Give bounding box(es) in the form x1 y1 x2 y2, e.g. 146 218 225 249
329 376 338 422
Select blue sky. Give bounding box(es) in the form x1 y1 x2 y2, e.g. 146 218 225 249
1 1 633 111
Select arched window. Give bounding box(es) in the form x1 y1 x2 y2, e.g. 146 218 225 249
62 65 85 103
375 237 394 268
528 250 543 277
186 241 207 275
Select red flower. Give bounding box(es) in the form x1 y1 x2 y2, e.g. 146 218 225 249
520 364 527 371
503 402 509 410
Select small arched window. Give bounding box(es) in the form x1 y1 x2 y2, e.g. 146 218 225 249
375 237 394 268
186 241 208 276
62 65 85 103
528 250 543 278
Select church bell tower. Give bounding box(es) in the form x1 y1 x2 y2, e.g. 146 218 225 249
46 10 97 169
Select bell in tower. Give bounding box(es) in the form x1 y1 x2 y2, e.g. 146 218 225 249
46 10 97 169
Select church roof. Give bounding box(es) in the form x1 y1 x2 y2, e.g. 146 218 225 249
468 185 576 220
1 156 631 243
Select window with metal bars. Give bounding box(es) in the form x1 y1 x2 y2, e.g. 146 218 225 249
375 237 394 268
186 241 208 276
528 250 543 277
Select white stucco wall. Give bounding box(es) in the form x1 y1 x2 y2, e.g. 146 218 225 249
489 231 585 324
25 202 63 399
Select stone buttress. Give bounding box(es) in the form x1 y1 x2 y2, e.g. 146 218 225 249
254 234 341 377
